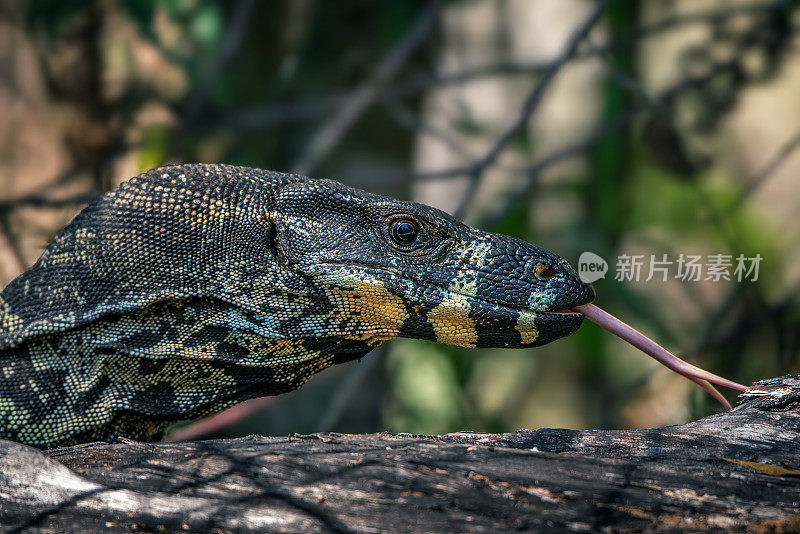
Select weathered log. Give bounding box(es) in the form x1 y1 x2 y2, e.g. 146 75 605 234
1 375 798 533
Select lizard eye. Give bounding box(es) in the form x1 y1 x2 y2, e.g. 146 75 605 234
389 219 418 246
533 262 556 281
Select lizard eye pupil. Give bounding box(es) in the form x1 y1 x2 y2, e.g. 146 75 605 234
390 219 418 246
533 262 556 281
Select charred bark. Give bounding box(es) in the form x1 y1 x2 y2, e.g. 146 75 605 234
1 375 799 533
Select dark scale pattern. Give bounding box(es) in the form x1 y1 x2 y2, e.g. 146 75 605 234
0 164 594 448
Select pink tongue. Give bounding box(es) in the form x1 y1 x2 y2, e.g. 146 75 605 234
573 303 747 410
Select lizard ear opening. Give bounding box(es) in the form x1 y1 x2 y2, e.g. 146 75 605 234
266 219 279 256
257 209 288 266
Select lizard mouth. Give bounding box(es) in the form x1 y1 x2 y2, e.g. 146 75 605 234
440 291 588 321
457 298 583 319
413 287 587 348
314 261 589 315
448 293 585 321
536 309 583 316
313 261 588 347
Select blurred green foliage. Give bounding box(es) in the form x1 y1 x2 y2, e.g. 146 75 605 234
6 0 800 439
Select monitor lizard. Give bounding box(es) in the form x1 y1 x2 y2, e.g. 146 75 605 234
0 164 594 448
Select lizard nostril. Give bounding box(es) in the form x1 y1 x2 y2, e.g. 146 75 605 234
532 262 556 281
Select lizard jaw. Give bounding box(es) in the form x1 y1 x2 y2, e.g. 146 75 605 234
420 289 586 348
310 262 590 349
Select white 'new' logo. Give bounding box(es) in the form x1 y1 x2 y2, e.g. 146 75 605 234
578 251 607 283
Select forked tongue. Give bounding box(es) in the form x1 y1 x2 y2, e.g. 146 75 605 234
573 303 747 410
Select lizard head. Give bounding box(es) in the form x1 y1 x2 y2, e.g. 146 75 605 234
273 179 594 349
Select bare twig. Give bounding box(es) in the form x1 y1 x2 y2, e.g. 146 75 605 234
0 217 28 274
293 0 443 176
0 193 99 212
472 1 606 177
719 128 800 217
453 0 609 219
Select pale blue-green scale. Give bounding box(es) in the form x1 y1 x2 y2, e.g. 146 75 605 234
225 308 287 340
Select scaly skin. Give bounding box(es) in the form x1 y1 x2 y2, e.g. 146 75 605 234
0 164 594 448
